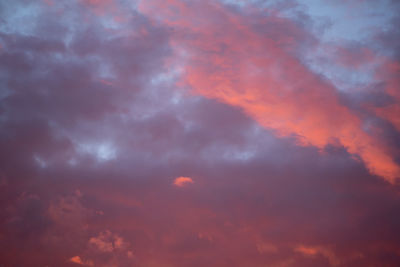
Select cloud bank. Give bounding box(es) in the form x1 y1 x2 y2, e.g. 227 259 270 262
0 0 400 266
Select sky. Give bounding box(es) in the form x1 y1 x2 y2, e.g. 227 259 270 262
0 0 400 266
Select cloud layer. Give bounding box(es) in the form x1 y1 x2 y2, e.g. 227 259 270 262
0 0 400 266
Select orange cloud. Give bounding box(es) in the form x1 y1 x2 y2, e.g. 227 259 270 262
70 256 84 264
69 256 93 266
139 0 400 183
173 176 194 187
295 245 340 266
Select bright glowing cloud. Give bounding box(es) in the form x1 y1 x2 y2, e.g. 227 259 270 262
69 256 84 265
139 0 400 183
173 176 194 187
69 256 93 266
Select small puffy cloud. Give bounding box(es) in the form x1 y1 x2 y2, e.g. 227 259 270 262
89 234 114 252
69 256 84 264
173 176 194 187
69 256 93 266
89 230 128 253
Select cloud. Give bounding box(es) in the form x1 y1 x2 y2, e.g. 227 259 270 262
173 176 194 187
70 256 84 265
89 234 114 252
0 0 400 266
373 61 400 132
295 245 340 266
139 0 400 183
88 230 128 252
69 256 94 266
256 242 278 254
295 245 318 256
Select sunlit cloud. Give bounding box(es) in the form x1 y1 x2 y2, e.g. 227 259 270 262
69 256 93 266
173 176 194 187
139 0 400 183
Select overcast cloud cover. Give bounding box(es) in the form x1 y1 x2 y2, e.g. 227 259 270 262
0 0 400 266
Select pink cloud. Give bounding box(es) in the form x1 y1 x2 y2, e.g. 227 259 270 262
173 176 194 187
69 256 94 266
139 0 400 183
69 256 84 264
1 0 400 266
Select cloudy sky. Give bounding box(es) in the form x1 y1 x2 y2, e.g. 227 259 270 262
1 0 400 266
